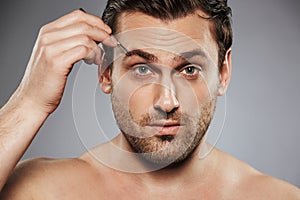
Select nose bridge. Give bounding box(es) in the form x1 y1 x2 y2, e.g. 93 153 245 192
154 72 179 112
161 72 175 92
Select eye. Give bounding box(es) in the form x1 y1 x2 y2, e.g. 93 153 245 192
184 66 196 74
133 64 153 77
180 64 202 80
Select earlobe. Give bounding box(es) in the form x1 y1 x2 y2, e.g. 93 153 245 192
218 49 232 96
99 65 112 94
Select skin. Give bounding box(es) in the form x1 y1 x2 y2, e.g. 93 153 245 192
0 10 300 199
0 9 116 191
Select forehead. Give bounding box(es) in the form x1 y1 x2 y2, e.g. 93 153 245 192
114 11 218 63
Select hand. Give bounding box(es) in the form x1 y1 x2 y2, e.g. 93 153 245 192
15 9 116 115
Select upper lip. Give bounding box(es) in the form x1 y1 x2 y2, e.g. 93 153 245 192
148 121 182 127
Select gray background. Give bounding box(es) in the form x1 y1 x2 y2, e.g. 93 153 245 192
0 0 299 187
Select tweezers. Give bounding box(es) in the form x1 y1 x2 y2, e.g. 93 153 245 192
111 35 129 55
116 40 129 55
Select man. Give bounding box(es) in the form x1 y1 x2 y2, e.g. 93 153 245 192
0 0 299 199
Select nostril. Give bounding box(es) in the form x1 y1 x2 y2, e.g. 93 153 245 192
153 103 179 119
153 107 168 118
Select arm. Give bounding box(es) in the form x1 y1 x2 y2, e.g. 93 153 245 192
0 91 48 191
0 9 115 191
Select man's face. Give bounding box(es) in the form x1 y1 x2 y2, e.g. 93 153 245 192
101 11 229 167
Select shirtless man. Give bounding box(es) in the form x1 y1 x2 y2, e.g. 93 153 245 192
0 0 299 199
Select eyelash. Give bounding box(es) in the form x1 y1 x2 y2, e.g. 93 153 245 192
180 64 203 80
131 63 203 80
132 64 153 78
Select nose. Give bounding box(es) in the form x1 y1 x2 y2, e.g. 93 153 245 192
154 84 179 113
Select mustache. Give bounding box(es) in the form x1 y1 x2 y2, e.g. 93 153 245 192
137 110 191 127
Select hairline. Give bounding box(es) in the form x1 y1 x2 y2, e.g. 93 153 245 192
113 10 212 34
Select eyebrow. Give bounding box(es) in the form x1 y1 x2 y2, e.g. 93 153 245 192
179 49 208 60
123 49 158 62
123 48 208 63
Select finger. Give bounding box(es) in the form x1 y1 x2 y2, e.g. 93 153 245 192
45 36 103 68
39 22 116 47
44 34 99 57
83 45 102 65
44 10 111 34
59 45 99 69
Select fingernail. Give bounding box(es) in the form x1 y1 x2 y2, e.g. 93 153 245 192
109 35 119 46
102 35 118 47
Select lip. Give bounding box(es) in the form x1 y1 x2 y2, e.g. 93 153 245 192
149 120 182 127
147 121 183 136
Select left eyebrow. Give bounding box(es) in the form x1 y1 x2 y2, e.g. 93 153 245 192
172 49 209 72
175 48 209 61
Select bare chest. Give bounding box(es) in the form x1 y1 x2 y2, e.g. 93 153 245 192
48 180 224 200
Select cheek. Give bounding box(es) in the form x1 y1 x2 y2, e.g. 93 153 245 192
193 84 213 109
128 85 154 119
112 65 156 120
176 79 212 115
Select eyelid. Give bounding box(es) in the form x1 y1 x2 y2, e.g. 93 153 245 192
178 63 203 72
131 62 202 75
132 63 152 69
132 63 161 74
132 63 154 75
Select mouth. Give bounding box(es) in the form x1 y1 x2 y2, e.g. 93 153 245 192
147 121 183 136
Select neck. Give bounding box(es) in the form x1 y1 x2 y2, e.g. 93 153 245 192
111 134 217 187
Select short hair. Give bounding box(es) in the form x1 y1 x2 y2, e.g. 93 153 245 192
102 0 233 71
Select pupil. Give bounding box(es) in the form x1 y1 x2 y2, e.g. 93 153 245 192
139 66 147 73
186 67 194 74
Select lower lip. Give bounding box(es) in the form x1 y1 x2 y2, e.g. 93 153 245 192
148 125 180 136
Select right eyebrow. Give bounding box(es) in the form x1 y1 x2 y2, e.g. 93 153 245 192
123 49 158 63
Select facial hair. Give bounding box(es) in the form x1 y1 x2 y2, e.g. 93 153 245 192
111 91 216 167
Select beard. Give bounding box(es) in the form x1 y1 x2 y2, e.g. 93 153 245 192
111 91 216 168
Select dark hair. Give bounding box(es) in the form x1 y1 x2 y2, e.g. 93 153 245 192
102 0 232 71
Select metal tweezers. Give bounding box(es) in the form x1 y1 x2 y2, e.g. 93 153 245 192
112 35 129 55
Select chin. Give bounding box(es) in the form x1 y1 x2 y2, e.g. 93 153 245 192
130 134 202 169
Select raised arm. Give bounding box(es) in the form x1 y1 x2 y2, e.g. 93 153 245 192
0 9 115 191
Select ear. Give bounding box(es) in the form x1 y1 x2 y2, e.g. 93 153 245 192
217 49 232 96
99 65 112 94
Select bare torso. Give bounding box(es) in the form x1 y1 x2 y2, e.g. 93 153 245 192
1 142 299 200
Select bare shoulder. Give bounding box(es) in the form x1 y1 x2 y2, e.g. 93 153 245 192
242 173 300 199
0 157 95 199
215 149 300 199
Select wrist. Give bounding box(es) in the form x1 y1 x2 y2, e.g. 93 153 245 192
3 88 50 123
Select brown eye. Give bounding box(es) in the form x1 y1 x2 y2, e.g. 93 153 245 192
180 64 202 80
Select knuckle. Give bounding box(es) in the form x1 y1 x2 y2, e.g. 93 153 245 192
39 25 48 34
77 45 89 56
78 22 92 32
39 33 50 45
78 34 90 43
71 10 84 20
74 9 84 15
42 46 55 61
